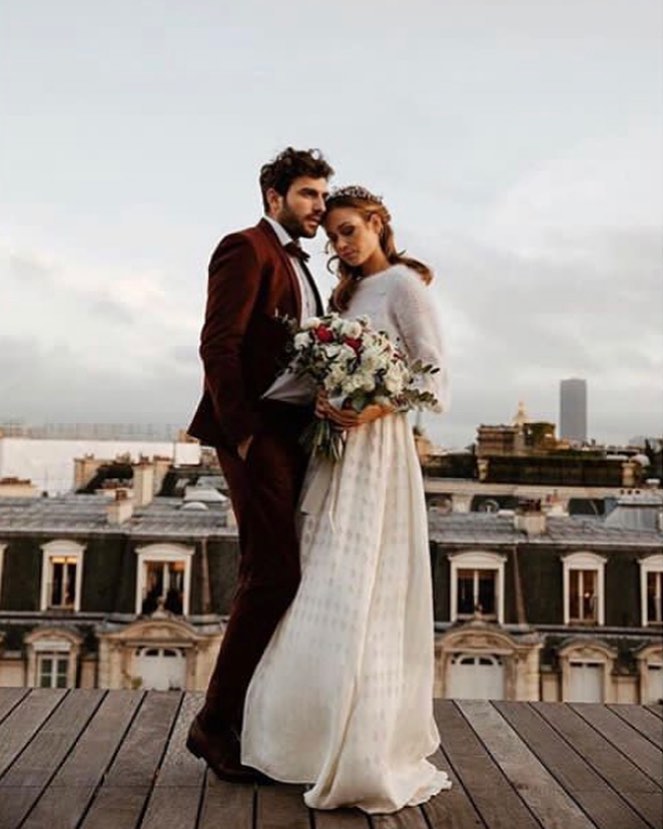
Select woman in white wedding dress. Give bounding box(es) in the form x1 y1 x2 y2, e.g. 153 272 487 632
241 186 451 813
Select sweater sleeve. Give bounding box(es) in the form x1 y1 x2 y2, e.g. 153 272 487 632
388 270 449 413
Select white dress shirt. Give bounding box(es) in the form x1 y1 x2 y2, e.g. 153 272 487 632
264 215 319 323
262 216 319 404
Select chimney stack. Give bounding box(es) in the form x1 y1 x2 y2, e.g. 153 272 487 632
74 454 103 490
107 488 134 524
133 458 155 507
514 499 547 537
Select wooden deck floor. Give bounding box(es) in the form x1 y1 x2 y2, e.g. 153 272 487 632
0 689 661 829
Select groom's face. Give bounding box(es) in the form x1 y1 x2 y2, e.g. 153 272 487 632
268 176 329 239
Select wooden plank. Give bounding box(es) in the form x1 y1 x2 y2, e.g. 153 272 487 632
314 807 371 828
421 745 486 829
78 786 151 829
102 690 182 788
140 786 204 829
152 691 205 787
78 692 181 829
458 700 595 829
0 688 28 724
255 784 311 829
496 701 649 829
197 772 254 829
369 807 429 828
20 691 144 829
533 702 663 828
570 703 662 786
0 788 44 829
646 704 663 720
0 688 67 779
0 690 103 829
433 700 540 829
140 693 206 829
608 704 663 748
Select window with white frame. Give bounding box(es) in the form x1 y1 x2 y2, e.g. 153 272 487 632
40 541 85 612
449 551 506 624
646 662 663 704
38 652 70 688
559 640 615 703
135 543 194 616
640 554 663 627
25 628 82 689
0 543 6 607
562 552 606 626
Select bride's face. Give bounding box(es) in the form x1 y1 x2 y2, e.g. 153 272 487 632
325 207 382 268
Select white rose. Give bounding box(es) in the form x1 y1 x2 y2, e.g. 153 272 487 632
325 365 345 390
302 316 321 330
385 373 404 394
343 320 363 339
322 343 343 359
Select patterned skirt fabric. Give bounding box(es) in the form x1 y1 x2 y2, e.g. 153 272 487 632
241 413 451 813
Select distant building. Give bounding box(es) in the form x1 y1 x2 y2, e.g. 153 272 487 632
560 378 587 443
425 405 654 516
0 479 661 704
0 426 201 495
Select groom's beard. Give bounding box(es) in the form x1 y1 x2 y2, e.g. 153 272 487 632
276 204 323 240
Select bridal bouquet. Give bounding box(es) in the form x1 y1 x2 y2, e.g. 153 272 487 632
282 313 439 460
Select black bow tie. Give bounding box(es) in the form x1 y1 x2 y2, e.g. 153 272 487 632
284 242 311 263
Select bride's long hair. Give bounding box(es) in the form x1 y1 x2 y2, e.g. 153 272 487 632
325 186 433 312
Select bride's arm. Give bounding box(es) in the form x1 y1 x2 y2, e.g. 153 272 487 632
389 271 448 412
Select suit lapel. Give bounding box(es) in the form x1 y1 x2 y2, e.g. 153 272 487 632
258 218 302 320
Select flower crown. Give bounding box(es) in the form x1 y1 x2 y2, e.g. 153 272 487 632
327 185 384 205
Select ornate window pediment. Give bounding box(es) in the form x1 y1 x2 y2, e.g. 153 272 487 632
25 626 83 689
558 636 616 703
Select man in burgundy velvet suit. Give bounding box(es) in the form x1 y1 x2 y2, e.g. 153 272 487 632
186 147 333 781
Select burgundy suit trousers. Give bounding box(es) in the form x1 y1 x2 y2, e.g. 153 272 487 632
199 401 311 733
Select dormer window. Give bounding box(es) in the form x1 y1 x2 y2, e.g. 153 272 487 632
562 552 606 626
449 551 506 624
135 543 194 617
40 541 85 612
639 554 663 627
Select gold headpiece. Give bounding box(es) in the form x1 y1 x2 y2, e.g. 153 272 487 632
327 185 383 204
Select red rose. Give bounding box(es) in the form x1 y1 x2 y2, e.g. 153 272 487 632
343 336 362 352
314 326 334 343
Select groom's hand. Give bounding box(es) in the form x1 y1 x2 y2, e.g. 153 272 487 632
237 435 254 460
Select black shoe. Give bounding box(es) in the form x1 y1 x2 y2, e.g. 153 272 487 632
186 716 258 784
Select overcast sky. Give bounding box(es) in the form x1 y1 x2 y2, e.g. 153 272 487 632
1 0 661 448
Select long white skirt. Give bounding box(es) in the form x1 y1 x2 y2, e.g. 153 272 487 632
241 414 451 813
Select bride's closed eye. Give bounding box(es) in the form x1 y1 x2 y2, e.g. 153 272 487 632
327 227 356 245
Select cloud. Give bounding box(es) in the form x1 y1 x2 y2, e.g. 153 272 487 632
0 334 201 427
405 217 663 448
482 126 663 258
8 252 56 284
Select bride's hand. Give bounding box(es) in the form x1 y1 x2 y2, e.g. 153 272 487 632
315 390 330 420
318 399 394 429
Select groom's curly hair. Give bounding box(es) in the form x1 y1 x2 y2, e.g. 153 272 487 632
259 147 333 210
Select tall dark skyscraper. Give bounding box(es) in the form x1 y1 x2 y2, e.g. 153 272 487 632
559 378 587 442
